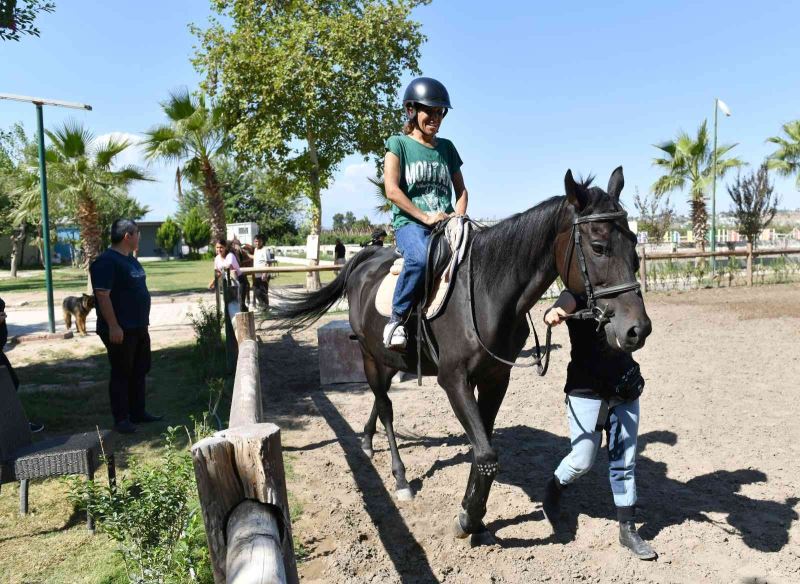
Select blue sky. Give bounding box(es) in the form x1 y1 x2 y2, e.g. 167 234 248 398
2 1 799 226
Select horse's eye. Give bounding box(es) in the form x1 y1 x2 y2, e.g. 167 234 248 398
590 242 606 255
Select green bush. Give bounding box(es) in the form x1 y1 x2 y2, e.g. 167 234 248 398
187 302 225 382
156 217 182 256
68 427 213 584
182 208 212 255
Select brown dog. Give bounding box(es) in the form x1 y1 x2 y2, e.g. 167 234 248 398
62 294 95 335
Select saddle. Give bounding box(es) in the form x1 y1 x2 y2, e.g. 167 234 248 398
375 217 473 320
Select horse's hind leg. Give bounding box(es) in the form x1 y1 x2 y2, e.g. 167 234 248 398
361 401 379 458
362 353 410 500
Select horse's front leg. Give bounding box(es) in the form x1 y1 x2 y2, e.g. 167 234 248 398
439 367 498 538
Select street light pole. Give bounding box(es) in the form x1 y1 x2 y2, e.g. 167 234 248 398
0 93 92 334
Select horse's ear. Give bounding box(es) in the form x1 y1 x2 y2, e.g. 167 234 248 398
565 169 588 210
607 166 624 200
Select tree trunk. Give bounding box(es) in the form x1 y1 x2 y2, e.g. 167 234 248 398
78 195 103 292
202 158 227 242
690 191 708 251
305 125 322 292
9 222 28 278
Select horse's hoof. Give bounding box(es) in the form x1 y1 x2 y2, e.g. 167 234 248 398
362 447 374 459
395 488 414 501
470 529 496 547
452 514 469 539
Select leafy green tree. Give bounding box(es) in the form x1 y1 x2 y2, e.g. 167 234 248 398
182 207 212 255
143 89 229 241
727 164 780 245
155 217 182 257
192 0 428 288
766 120 800 190
652 121 745 249
45 121 150 269
633 186 674 246
0 0 55 41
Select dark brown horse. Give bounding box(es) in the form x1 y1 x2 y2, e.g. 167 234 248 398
274 167 651 539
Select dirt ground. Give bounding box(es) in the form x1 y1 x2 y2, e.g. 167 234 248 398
258 283 800 584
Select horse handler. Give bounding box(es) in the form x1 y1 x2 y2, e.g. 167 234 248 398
541 288 657 560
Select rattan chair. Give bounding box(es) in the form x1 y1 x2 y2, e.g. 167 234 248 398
0 366 115 531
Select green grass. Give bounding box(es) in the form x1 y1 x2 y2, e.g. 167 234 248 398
0 340 231 584
0 260 337 295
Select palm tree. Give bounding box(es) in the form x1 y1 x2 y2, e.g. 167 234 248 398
652 121 745 249
143 89 228 241
367 176 392 217
46 121 150 269
766 120 800 190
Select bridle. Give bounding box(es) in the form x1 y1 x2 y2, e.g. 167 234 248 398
561 209 641 332
466 208 641 376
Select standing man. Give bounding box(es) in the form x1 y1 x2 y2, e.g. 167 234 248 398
334 238 346 265
252 233 271 309
90 219 162 434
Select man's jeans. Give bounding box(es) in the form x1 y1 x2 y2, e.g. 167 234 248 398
99 327 151 423
392 223 431 320
554 395 640 508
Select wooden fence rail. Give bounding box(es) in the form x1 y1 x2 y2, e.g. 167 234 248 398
192 298 298 583
637 245 800 292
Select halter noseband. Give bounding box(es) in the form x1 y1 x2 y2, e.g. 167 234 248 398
563 210 641 330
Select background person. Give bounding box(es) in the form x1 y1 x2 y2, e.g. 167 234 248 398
541 289 656 560
90 219 162 434
252 233 271 309
382 76 469 349
334 238 346 265
209 238 249 311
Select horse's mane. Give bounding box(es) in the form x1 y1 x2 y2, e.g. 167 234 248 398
472 176 603 287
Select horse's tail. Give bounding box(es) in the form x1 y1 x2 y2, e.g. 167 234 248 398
269 246 382 331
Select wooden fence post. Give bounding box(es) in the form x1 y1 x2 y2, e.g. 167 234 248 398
747 242 753 286
640 247 648 293
234 311 256 344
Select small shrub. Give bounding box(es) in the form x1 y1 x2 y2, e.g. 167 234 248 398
68 428 213 584
188 302 225 382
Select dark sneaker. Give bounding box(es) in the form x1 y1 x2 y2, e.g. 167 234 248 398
130 412 164 424
113 419 138 434
542 476 563 530
619 520 657 560
29 422 45 433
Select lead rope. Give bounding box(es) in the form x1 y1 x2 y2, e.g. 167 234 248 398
466 245 553 376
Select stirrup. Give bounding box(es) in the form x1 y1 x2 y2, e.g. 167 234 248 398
383 321 407 349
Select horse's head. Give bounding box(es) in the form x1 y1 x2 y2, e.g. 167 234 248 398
555 166 651 352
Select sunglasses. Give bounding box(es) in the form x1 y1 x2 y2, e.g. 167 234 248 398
415 104 447 118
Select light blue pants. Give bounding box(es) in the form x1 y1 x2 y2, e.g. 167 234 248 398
392 223 431 320
554 395 639 508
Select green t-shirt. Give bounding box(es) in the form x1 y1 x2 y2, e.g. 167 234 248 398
385 134 463 229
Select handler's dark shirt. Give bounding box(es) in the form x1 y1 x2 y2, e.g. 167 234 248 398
554 290 637 400
90 249 151 333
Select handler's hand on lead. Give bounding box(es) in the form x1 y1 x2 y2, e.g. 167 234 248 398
544 307 569 326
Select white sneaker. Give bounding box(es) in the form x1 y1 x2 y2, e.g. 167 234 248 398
383 321 407 349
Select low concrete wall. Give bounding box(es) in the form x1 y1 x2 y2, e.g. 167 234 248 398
317 320 366 385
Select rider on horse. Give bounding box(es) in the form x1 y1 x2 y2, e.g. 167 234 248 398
382 77 469 349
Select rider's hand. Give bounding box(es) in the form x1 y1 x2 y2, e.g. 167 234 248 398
544 307 569 327
109 324 124 345
424 211 449 226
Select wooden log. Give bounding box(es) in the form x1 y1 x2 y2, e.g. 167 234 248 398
191 436 244 584
747 242 753 286
239 265 342 275
229 340 263 427
223 423 298 583
226 500 286 584
234 311 256 344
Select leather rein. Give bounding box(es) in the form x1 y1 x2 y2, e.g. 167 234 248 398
467 209 641 376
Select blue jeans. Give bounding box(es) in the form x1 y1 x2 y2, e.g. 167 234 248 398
554 396 640 508
392 223 431 321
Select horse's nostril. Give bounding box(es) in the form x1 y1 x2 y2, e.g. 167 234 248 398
627 326 639 339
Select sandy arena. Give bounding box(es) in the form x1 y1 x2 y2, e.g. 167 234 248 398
258 283 800 584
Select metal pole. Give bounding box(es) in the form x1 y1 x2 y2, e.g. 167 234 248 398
711 99 719 273
36 103 56 333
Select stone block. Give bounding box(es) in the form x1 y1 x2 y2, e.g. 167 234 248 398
317 320 366 385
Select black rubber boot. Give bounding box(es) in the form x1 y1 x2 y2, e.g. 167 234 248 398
542 476 563 530
618 508 657 561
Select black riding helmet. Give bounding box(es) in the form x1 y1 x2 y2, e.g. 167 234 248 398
402 77 452 119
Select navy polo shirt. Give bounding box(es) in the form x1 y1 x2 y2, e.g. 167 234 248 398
90 249 151 333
